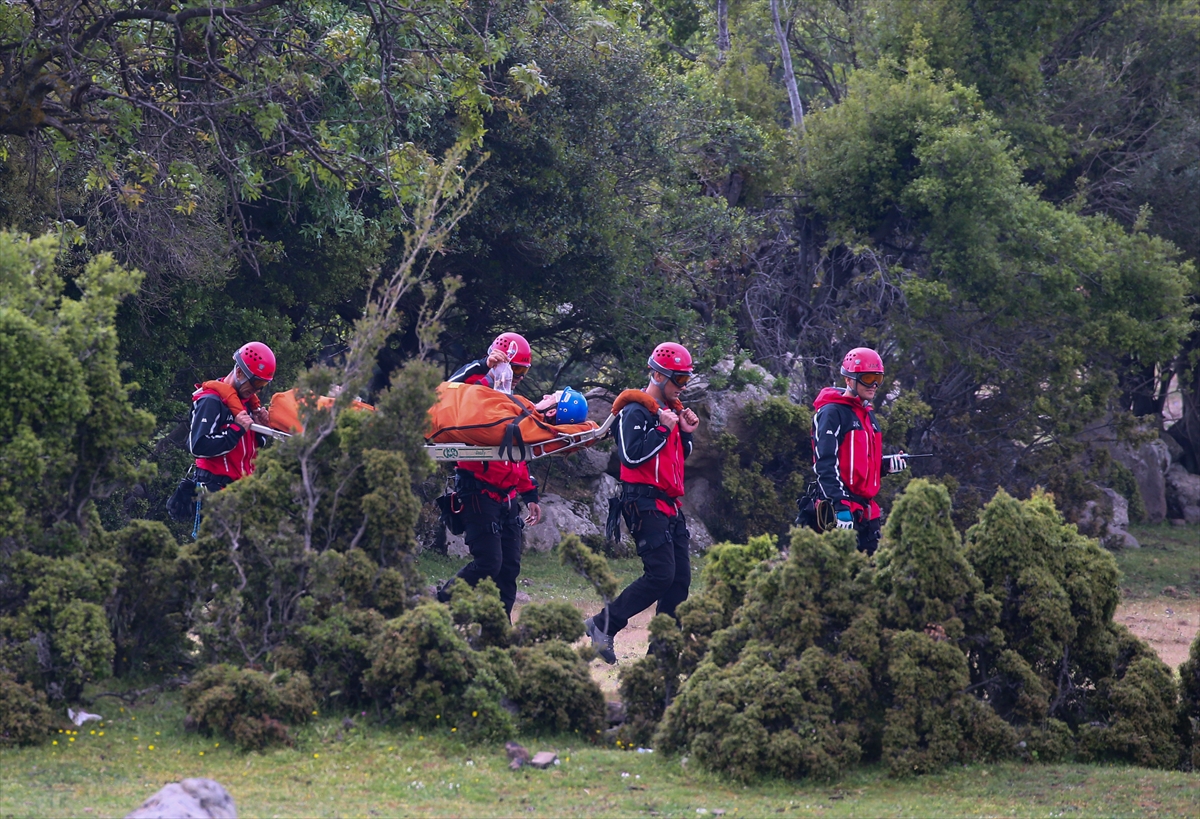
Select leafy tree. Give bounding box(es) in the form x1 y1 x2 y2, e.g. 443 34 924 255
0 229 172 699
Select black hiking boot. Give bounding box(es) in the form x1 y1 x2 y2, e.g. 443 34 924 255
584 616 617 665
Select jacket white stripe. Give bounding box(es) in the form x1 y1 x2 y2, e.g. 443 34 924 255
617 408 667 465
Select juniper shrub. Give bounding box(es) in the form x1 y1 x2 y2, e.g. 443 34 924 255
0 670 56 747
363 600 516 739
182 664 316 751
509 640 605 735
511 601 586 646
1178 633 1200 770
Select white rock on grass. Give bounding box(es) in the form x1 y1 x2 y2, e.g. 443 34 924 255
125 778 236 819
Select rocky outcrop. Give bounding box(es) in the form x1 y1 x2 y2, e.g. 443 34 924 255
1078 487 1140 550
1110 438 1171 523
125 779 236 819
522 493 600 553
1166 463 1200 524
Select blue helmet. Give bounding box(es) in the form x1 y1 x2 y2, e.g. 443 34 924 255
556 387 588 424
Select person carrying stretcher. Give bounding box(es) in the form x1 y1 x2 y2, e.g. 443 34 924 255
436 332 543 619
585 342 700 664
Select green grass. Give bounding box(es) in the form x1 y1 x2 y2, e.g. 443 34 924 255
3 693 1196 818
1118 523 1200 600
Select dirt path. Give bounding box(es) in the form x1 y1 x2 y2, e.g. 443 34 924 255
1115 599 1200 670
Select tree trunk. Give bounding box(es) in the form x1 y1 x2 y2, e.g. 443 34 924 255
770 0 805 131
717 0 730 60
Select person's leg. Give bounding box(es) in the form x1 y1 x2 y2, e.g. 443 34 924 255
437 493 503 602
655 513 692 620
494 503 524 618
598 509 674 636
857 517 882 556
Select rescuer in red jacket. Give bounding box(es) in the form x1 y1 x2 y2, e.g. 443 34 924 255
436 331 543 619
188 341 276 491
811 347 908 555
584 342 700 664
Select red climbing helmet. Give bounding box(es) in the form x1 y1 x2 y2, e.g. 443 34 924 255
648 342 694 384
840 347 883 387
489 332 532 368
233 341 276 383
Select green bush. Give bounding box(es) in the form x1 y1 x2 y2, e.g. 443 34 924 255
617 614 686 747
619 534 781 745
0 670 56 747
0 544 120 699
1179 633 1200 770
363 601 515 739
182 664 315 751
652 481 1181 781
291 603 386 705
510 640 605 735
512 601 586 646
104 520 195 677
446 578 512 649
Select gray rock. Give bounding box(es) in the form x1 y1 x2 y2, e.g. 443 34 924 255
592 473 621 532
1100 488 1129 529
1111 439 1170 523
1166 462 1200 522
125 778 236 819
680 505 715 553
445 528 470 558
572 445 615 478
679 477 718 552
522 492 599 552
1162 432 1185 464
1102 526 1141 550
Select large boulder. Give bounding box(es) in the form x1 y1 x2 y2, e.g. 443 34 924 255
684 360 775 482
1077 488 1139 550
592 473 621 532
523 493 600 553
125 779 236 819
679 477 716 552
1111 439 1171 523
1166 463 1200 524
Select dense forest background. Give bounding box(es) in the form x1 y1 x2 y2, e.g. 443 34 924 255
1 0 1198 745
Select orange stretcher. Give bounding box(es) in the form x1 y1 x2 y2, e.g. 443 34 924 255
424 381 613 461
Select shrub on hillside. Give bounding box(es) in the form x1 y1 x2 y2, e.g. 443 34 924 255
182 664 315 750
512 601 586 646
1179 633 1200 770
0 670 56 747
964 487 1179 767
653 481 1182 780
619 535 779 745
364 601 516 739
656 526 883 780
509 640 605 735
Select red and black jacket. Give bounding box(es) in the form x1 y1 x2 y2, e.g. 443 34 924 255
447 359 538 505
189 382 263 484
810 387 894 522
616 393 692 517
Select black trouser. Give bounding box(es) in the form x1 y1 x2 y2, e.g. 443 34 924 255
597 504 690 637
437 491 524 618
857 516 882 556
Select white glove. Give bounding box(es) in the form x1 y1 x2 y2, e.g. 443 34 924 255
835 511 855 530
885 453 909 474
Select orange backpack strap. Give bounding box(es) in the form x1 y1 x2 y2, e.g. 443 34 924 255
197 380 248 415
610 389 684 415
